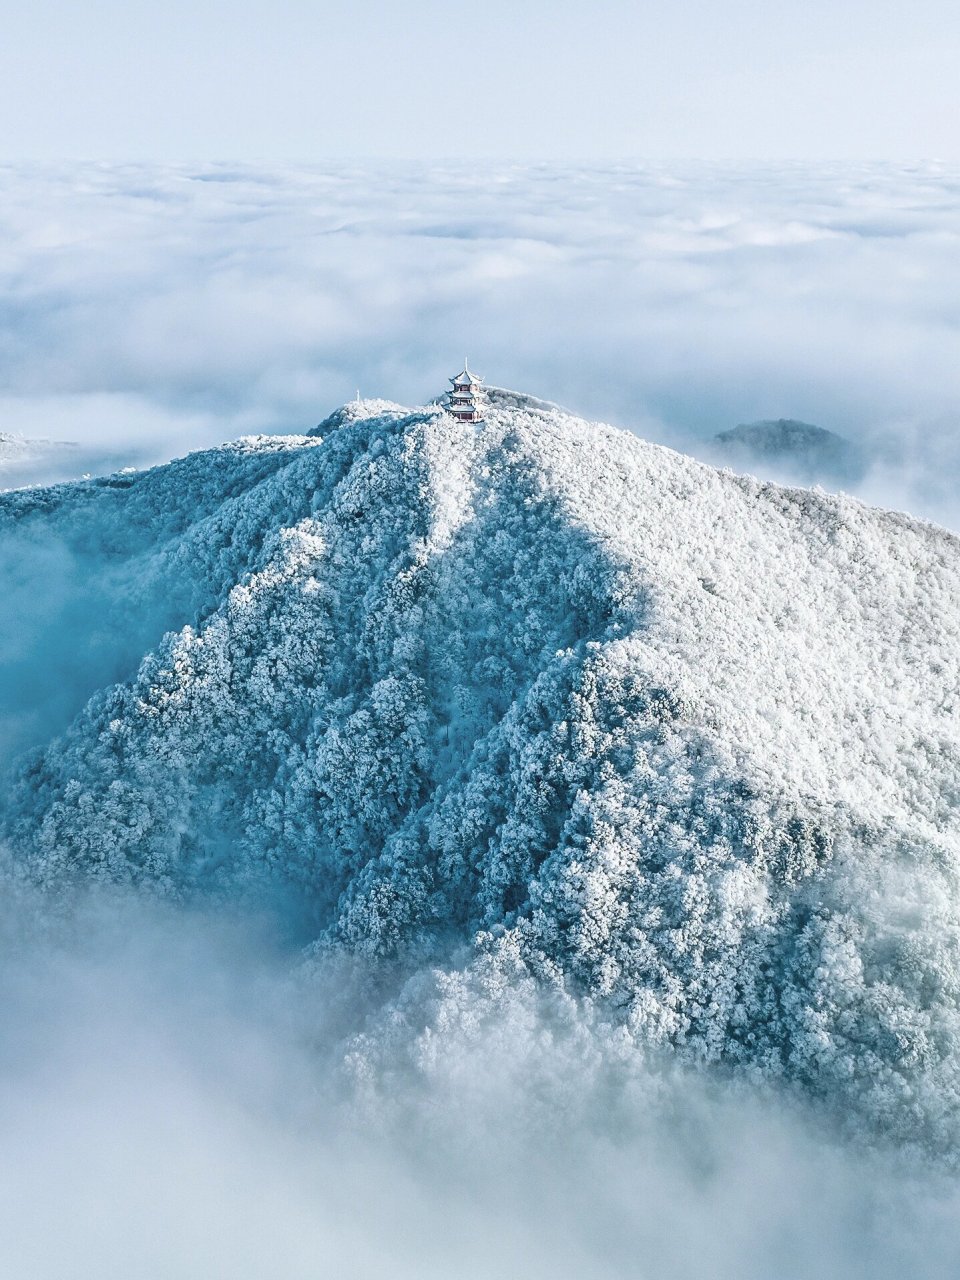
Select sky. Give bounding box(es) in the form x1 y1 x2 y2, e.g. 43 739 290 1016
0 0 958 161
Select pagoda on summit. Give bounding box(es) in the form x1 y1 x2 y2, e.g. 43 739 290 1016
447 360 485 423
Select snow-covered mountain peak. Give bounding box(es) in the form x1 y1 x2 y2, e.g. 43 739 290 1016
2 396 959 1151
309 396 422 437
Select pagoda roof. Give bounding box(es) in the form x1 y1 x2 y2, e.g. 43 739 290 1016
449 359 483 385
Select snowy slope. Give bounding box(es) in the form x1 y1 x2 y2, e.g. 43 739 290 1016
2 399 960 1148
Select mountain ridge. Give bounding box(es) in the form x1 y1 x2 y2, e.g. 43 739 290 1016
2 397 959 1150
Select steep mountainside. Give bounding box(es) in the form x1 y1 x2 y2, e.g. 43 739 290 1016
2 399 959 1149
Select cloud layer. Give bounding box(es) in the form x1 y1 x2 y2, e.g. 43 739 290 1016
1 161 959 523
1 884 959 1280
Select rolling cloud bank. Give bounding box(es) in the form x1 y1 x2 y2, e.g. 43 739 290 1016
1 161 959 526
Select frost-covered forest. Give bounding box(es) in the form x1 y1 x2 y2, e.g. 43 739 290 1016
2 393 959 1180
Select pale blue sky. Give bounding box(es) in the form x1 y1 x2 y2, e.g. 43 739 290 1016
0 0 957 159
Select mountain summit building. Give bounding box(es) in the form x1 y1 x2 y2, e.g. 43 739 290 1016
447 361 485 423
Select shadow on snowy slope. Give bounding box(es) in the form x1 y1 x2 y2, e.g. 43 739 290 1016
4 411 648 916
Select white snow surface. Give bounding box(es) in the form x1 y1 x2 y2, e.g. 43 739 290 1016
3 398 960 1151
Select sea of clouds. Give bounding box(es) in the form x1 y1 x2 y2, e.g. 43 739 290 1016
1 160 959 525
2 882 960 1280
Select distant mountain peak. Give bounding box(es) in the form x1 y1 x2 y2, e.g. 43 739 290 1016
712 418 867 485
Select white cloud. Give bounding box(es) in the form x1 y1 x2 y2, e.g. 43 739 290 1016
1 159 958 520
0 885 958 1280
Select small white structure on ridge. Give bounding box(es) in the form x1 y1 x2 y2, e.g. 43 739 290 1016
447 360 485 423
